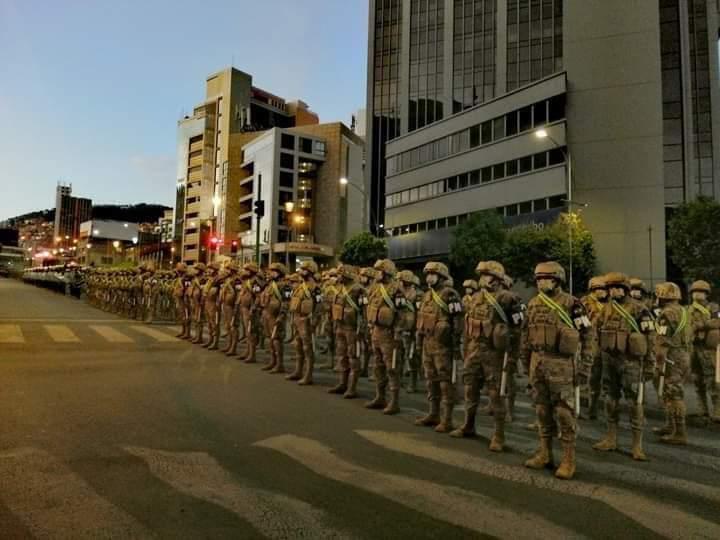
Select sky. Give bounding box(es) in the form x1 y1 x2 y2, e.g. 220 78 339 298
0 0 369 220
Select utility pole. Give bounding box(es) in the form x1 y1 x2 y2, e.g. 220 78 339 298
254 174 264 265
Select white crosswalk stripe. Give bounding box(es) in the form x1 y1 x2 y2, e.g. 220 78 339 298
0 324 24 343
0 447 150 538
89 325 134 343
254 434 576 539
125 446 352 539
44 324 80 343
129 325 179 342
355 430 720 540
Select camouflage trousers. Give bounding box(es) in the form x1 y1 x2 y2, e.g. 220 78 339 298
262 312 284 367
529 352 576 443
422 338 454 410
371 326 400 392
462 340 504 418
398 331 420 375
601 352 646 430
691 347 719 406
335 324 360 373
661 349 690 403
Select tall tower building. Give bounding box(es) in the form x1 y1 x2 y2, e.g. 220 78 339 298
366 0 720 287
53 183 92 247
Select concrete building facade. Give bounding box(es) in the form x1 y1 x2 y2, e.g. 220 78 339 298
366 0 720 288
53 184 92 250
175 67 319 264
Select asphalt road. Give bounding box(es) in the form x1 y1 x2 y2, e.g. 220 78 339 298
1 277 719 539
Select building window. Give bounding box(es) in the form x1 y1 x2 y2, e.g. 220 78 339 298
300 138 313 154
280 153 294 169
534 151 548 168
548 194 565 208
279 171 294 188
519 155 533 173
281 134 295 150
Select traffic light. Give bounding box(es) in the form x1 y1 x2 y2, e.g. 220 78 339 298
231 240 238 254
209 237 219 250
253 199 265 218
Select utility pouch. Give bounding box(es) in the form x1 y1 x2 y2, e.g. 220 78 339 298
492 323 508 350
377 306 395 327
332 304 344 322
628 332 647 357
558 326 580 356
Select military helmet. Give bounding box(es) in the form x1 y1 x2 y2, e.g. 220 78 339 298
397 270 420 286
655 281 682 301
475 260 505 280
335 264 355 280
534 261 566 283
690 280 711 294
360 267 377 279
423 261 450 280
588 276 607 291
225 261 239 272
603 272 630 291
629 278 649 294
194 262 207 273
463 279 478 291
299 260 319 274
243 262 259 275
175 262 187 273
208 262 221 271
373 258 397 277
268 262 288 276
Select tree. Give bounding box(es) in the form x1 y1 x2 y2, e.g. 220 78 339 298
668 196 720 290
505 213 597 291
339 231 388 267
449 210 507 281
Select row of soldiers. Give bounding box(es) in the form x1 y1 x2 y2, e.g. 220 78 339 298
86 257 719 481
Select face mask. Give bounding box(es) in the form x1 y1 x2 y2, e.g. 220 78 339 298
478 275 494 289
465 288 474 296
426 273 439 287
270 271 279 280
692 291 707 302
609 287 625 300
537 279 555 294
594 289 608 301
630 290 642 300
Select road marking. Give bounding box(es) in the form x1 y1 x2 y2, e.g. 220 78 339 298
129 325 179 342
89 325 133 343
0 324 24 343
125 446 351 539
355 430 720 540
0 447 150 538
44 324 80 343
254 435 576 539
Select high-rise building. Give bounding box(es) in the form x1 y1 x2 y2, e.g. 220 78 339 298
53 183 92 248
366 0 720 288
175 67 320 264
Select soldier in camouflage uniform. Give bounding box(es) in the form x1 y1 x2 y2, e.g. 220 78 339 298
592 272 656 461
190 263 207 344
219 262 240 354
286 260 322 385
654 282 693 445
236 263 264 363
201 262 222 349
451 261 523 451
172 263 191 338
319 269 339 367
521 262 593 480
462 280 478 312
329 264 366 398
581 276 609 419
144 268 163 324
415 262 463 433
687 280 720 423
397 270 421 393
259 262 291 373
500 274 523 422
357 267 376 377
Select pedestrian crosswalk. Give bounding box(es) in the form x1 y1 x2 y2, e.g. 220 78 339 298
0 322 181 346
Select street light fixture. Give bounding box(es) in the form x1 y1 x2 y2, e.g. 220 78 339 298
338 176 369 234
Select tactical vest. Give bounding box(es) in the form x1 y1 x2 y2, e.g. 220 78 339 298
688 301 720 349
466 289 509 350
261 280 285 317
656 303 692 349
526 291 580 356
416 286 455 338
366 282 399 328
332 285 363 327
290 280 318 316
598 298 648 357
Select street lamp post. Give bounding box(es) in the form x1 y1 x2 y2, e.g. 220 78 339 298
535 128 578 296
284 201 295 268
339 177 369 233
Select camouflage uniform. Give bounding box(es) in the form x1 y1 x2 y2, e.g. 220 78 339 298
319 270 339 367
259 263 291 373
397 270 421 393
172 263 191 338
415 262 463 432
451 261 522 451
593 273 655 461
236 263 264 363
364 259 405 414
286 261 322 385
201 263 222 349
654 282 693 445
357 267 376 377
219 263 240 355
329 264 366 398
190 263 207 344
580 276 609 419
687 280 720 422
500 274 524 422
521 262 593 481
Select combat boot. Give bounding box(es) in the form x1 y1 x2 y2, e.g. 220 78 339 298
555 442 576 480
365 385 387 409
524 437 554 469
383 389 400 415
192 323 204 344
652 405 673 436
450 408 477 438
226 331 239 357
631 430 648 461
328 371 349 394
270 348 285 374
243 339 258 364
415 400 440 427
261 355 276 371
343 371 359 399
489 417 505 452
434 404 455 433
285 356 304 381
692 391 710 419
208 329 220 351
592 422 618 452
175 324 186 339
298 355 314 385
661 401 688 445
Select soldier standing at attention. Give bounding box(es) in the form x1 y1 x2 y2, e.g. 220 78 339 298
357 267 377 377
364 259 405 414
581 276 609 419
654 282 693 445
201 262 222 349
521 262 593 480
592 273 655 461
687 280 720 423
415 262 463 433
451 261 522 451
462 280 478 312
259 263 291 373
396 270 421 393
286 261 322 385
329 264 366 398
236 263 264 363
172 263 190 338
500 274 524 422
190 263 207 344
218 262 239 354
